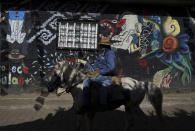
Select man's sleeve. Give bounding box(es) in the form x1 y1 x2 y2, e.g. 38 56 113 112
92 57 100 69
100 51 116 75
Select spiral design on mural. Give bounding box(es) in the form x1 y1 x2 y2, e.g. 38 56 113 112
162 36 178 53
38 28 53 41
163 16 180 37
40 32 49 40
170 24 176 34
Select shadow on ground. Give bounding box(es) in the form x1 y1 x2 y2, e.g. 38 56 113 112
0 108 195 131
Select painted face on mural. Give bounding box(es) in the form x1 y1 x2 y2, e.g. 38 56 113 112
99 16 125 39
6 44 27 62
111 14 142 52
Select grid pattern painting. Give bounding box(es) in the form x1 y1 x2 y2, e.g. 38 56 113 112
58 21 98 49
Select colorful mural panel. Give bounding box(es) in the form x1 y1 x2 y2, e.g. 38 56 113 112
0 8 194 91
103 13 194 88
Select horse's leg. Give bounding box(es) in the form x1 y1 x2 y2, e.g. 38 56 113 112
134 106 147 120
74 109 83 131
134 106 150 131
76 114 84 131
66 102 82 131
85 112 95 131
145 82 164 127
124 103 135 131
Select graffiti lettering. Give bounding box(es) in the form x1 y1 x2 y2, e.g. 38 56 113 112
0 65 29 74
12 66 17 73
18 78 24 85
1 75 27 85
23 66 29 74
1 65 6 71
17 66 22 74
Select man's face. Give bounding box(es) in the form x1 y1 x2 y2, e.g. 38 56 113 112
98 45 105 53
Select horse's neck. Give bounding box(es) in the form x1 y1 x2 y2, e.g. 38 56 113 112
70 83 83 103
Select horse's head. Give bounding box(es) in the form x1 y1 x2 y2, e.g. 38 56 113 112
45 61 85 92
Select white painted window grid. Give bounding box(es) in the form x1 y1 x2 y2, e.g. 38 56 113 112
58 21 98 49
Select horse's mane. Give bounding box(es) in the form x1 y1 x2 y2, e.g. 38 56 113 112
58 62 85 85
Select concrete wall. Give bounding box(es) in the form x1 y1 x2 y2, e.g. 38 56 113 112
0 2 195 93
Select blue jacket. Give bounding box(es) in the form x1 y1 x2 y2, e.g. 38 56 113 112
92 48 116 75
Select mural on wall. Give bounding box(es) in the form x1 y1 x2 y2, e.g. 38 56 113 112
99 13 194 88
153 70 178 88
28 11 99 82
0 10 33 87
30 46 98 87
0 1 107 90
111 14 143 52
0 64 30 86
27 12 67 46
99 15 125 41
5 10 29 61
141 16 193 87
0 7 194 89
110 14 161 55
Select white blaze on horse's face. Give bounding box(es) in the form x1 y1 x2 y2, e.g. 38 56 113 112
54 61 66 75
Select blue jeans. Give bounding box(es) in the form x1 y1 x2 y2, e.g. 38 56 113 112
83 75 112 106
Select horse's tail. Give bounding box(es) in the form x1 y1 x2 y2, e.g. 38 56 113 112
144 81 164 126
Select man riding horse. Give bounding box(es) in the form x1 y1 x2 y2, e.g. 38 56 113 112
78 38 118 114
48 41 164 128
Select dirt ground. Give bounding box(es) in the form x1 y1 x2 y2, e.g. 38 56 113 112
0 91 195 131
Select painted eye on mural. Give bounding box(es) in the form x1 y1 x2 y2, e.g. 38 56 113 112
112 20 117 23
99 22 114 38
116 19 126 28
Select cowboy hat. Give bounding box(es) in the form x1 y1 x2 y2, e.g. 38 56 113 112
99 37 113 45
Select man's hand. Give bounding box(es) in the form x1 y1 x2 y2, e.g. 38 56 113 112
112 76 121 86
86 70 100 78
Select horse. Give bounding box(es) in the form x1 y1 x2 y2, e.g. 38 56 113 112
45 61 164 131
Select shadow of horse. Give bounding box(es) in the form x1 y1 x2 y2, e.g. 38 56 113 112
0 108 195 131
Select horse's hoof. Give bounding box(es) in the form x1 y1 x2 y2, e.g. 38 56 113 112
34 104 42 111
35 97 45 105
0 88 8 96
